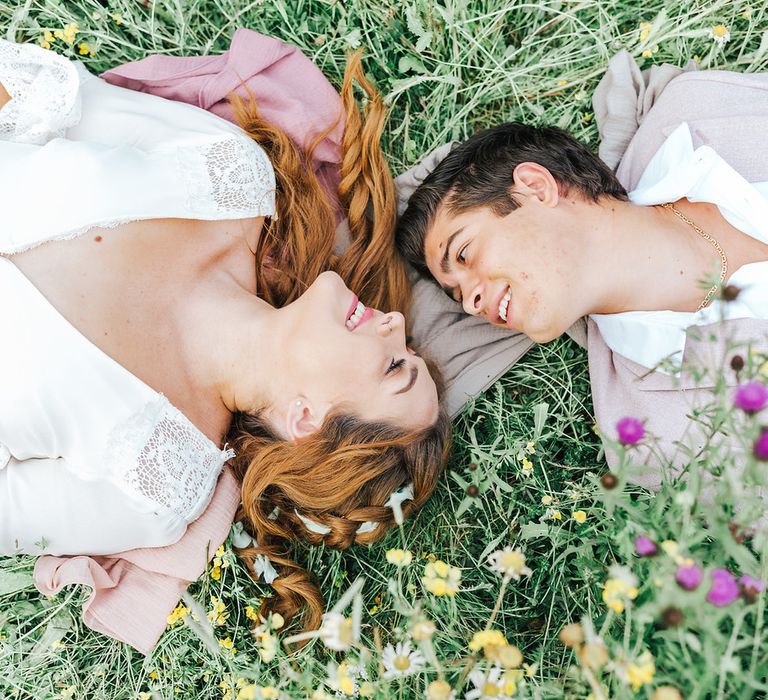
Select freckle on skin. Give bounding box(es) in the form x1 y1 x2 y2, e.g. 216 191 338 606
520 271 529 281
94 235 102 242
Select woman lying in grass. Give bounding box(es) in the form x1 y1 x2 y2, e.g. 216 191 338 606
0 38 451 629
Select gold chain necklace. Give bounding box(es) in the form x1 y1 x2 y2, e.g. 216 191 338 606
661 202 728 311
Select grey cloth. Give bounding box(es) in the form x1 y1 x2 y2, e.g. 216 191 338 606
592 49 698 170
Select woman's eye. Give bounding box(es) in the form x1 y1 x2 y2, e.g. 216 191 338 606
387 358 406 375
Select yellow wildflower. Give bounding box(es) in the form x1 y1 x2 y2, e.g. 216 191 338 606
411 618 436 640
526 440 536 454
218 636 237 654
541 495 553 506
602 569 639 614
573 510 587 524
329 661 356 696
422 560 461 596
642 49 656 58
112 13 124 25
490 644 523 669
425 680 454 700
487 547 532 580
626 651 655 691
652 687 683 700
60 22 78 45
149 669 159 681
551 510 562 521
639 21 652 42
557 79 568 87
78 42 93 56
558 623 584 648
207 596 229 626
166 604 189 626
44 29 55 43
138 693 152 700
469 629 508 654
60 687 77 700
51 639 66 650
255 629 278 663
385 548 413 567
245 605 260 622
521 458 534 475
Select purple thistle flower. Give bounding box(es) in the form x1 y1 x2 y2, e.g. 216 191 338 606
706 568 740 607
675 564 703 591
616 417 645 446
634 536 658 557
734 382 768 414
739 574 764 603
739 574 764 592
754 428 768 461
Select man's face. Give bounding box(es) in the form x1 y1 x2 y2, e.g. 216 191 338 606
422 195 583 342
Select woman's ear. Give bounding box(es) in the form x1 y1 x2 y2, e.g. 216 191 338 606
511 162 560 207
285 398 325 442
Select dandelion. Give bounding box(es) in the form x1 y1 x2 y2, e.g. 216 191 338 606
625 651 656 691
602 566 638 614
616 416 644 445
572 510 587 524
487 547 532 580
734 381 768 413
422 560 461 596
753 428 768 460
425 679 455 700
634 535 658 556
166 603 189 626
675 563 703 591
386 548 413 567
706 568 739 606
381 641 426 678
466 667 521 700
707 24 730 46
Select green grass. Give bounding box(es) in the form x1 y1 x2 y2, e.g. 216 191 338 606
2 1 768 698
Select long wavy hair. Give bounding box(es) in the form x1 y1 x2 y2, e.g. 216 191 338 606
227 53 452 629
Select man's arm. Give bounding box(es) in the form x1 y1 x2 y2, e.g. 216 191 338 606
0 80 11 109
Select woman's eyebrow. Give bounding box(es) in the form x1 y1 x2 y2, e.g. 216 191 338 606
395 364 419 394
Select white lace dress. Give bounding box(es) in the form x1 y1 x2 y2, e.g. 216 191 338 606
0 40 276 556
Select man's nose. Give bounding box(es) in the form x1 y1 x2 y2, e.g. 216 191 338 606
461 280 484 317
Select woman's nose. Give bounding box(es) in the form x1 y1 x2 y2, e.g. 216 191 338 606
376 312 405 338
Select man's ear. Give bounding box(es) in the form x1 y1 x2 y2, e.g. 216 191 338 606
285 398 325 442
511 162 560 207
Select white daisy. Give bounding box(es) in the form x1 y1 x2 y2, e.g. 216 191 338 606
465 667 518 700
707 24 730 46
319 612 357 652
487 547 533 580
381 641 426 679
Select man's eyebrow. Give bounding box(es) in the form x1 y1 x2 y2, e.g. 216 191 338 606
395 364 419 395
440 228 464 274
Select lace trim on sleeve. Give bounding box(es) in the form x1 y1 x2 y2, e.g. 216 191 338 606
0 40 82 144
177 135 276 219
105 395 234 522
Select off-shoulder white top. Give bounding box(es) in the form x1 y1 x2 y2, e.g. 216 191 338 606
0 40 275 555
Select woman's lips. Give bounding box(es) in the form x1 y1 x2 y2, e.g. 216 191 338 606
346 294 359 320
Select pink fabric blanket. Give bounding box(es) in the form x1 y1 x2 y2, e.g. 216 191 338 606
34 28 346 655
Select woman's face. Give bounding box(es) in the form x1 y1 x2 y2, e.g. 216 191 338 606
275 272 439 432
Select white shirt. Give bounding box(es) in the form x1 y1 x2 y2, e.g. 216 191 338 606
0 41 275 555
591 122 768 372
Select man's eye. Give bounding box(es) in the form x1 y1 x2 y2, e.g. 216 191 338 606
387 358 406 375
457 244 469 263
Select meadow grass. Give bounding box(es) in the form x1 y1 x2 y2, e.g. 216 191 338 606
2 1 768 698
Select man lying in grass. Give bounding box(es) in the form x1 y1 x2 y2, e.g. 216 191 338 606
396 68 768 481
